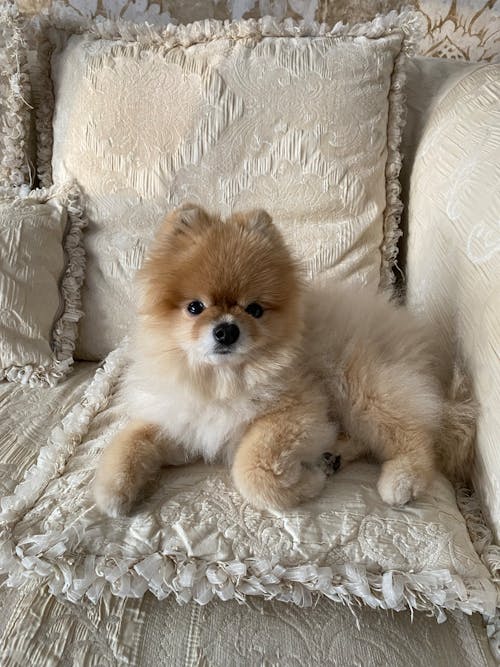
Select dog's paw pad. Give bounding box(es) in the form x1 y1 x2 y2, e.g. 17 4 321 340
320 452 342 476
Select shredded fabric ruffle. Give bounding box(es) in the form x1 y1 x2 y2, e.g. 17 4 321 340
456 486 500 656
0 2 33 187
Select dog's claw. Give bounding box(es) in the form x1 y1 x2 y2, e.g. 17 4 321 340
320 452 342 476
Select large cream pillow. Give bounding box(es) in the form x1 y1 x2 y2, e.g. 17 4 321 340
405 61 500 541
36 13 420 359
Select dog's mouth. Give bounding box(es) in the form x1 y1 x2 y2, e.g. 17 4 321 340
208 345 244 363
207 334 248 362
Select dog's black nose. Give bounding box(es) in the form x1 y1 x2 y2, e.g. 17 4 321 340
213 323 240 346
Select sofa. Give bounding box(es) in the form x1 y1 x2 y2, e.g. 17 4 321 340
0 3 498 665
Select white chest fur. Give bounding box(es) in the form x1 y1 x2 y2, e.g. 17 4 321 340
125 368 261 463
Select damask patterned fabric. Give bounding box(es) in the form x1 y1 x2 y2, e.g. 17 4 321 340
0 184 86 386
16 1 500 62
404 62 500 544
41 15 413 359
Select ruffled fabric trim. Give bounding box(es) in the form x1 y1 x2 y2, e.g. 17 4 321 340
0 182 87 387
0 343 498 621
456 487 500 657
0 2 33 187
31 9 423 288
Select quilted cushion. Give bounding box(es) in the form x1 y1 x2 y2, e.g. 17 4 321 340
35 13 418 359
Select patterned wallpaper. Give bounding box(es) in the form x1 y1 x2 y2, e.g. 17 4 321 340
16 0 500 62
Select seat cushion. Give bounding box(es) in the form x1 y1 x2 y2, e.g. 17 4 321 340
0 361 98 496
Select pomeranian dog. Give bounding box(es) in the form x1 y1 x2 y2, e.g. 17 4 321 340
94 204 476 517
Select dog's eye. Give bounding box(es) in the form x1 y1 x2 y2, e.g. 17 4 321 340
245 302 264 319
187 301 205 315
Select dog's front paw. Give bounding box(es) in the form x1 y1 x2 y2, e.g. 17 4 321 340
94 473 136 518
377 460 431 506
232 461 327 511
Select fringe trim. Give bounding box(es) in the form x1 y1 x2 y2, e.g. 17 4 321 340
32 31 54 188
0 2 33 187
0 343 497 620
456 486 500 657
456 487 500 583
31 9 423 284
0 182 87 387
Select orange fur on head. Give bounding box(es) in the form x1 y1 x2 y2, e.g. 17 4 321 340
136 203 304 386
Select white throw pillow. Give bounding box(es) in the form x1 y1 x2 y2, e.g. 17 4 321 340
0 183 87 387
35 12 421 359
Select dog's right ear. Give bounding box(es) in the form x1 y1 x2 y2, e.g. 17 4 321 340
164 202 212 237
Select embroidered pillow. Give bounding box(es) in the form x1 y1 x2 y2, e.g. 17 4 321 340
36 12 421 359
0 184 87 387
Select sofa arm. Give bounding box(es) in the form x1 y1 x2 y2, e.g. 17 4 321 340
403 59 500 539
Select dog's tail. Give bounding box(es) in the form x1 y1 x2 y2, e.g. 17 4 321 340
436 363 477 482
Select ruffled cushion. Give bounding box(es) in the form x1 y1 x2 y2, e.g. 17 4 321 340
0 184 87 387
0 346 497 619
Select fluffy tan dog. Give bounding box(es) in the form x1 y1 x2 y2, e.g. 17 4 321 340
94 204 475 517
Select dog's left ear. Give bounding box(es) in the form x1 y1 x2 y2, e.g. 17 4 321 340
246 209 274 236
166 202 212 237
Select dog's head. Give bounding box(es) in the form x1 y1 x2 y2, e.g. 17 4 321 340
137 203 303 369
